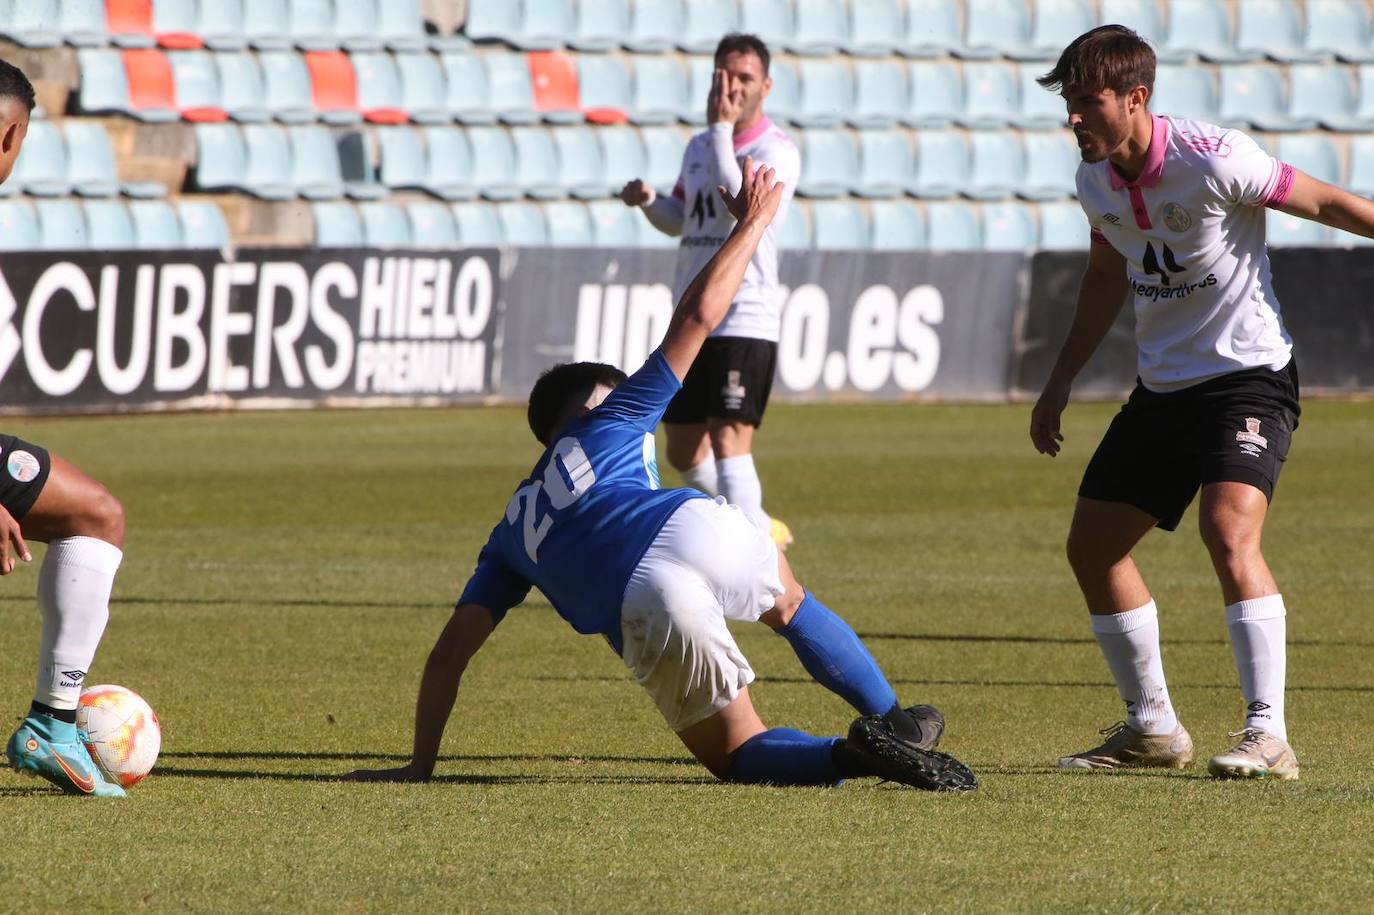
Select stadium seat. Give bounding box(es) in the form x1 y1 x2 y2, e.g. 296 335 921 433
1305 0 1374 63
981 200 1037 250
640 125 686 195
497 201 549 245
406 201 460 247
681 56 714 127
289 125 347 199
868 200 926 249
797 130 858 198
83 200 136 249
679 0 739 53
811 199 868 249
1161 0 1253 63
903 61 962 128
789 0 847 57
466 126 522 200
333 0 381 51
555 126 609 199
352 53 409 124
241 124 296 199
36 200 90 250
60 0 108 47
960 62 1020 128
577 56 631 124
587 199 640 246
12 120 70 197
305 51 364 124
925 201 981 250
1275 134 1343 186
194 123 248 192
1037 200 1089 249
286 0 337 50
739 0 795 50
104 0 153 48
1016 63 1066 128
259 51 316 123
171 50 229 122
599 125 646 189
176 200 231 247
1099 0 1170 59
1267 208 1331 245
776 199 812 249
0 200 40 250
626 0 680 53
847 0 904 57
452 202 505 245
336 128 387 198
850 60 906 128
1220 65 1307 131
377 126 428 192
1237 0 1325 63
397 53 448 124
442 53 497 124
152 0 203 49
855 129 913 198
1019 130 1078 201
486 52 543 124
910 130 969 199
1354 65 1374 123
200 0 248 51
312 201 364 246
543 200 594 246
902 0 962 58
569 0 629 52
216 52 269 122
416 126 478 201
962 0 1031 60
629 56 688 124
516 0 575 51
763 58 802 126
1152 64 1220 123
360 202 413 247
463 0 522 44
1345 134 1374 198
244 0 292 51
966 131 1024 200
511 127 563 199
128 200 182 248
795 60 852 128
123 49 180 121
64 120 165 198
1287 65 1368 131
1024 0 1095 61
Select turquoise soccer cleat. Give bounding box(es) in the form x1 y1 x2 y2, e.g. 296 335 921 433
6 714 127 798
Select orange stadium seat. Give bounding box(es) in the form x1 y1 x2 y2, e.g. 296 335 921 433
122 49 179 121
304 51 363 124
108 0 203 50
527 51 582 124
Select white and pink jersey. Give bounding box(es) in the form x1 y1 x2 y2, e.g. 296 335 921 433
670 118 800 342
1078 115 1296 392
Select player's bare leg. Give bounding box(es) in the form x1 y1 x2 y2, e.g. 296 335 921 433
666 422 717 495
1060 497 1192 770
708 418 791 548
676 687 768 780
23 454 125 547
1198 482 1297 779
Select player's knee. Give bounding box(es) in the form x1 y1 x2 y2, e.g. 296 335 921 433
1198 514 1256 564
88 487 126 548
1065 528 1103 576
760 581 804 628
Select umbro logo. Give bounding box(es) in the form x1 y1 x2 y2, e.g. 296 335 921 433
1101 213 1121 224
1142 241 1187 286
61 669 86 683
1247 701 1271 713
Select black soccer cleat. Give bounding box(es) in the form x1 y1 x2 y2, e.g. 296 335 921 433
840 714 978 792
901 704 945 751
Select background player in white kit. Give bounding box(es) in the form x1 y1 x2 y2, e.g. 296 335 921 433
619 34 800 550
1029 26 1374 780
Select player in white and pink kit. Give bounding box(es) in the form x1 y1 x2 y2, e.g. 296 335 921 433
1029 26 1374 780
619 34 800 550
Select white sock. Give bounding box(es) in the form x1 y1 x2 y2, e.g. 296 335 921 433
1090 600 1180 735
1225 594 1287 741
33 536 123 711
679 457 718 496
716 454 769 529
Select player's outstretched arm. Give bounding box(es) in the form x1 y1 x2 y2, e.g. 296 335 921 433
1030 240 1129 457
659 157 784 379
1276 170 1374 240
342 603 495 783
619 178 685 236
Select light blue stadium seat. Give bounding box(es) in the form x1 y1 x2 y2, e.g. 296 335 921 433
1099 0 1171 59
981 201 1036 250
6 0 61 48
855 129 913 198
216 53 270 122
177 200 231 248
442 53 496 124
777 199 812 249
200 0 249 51
543 201 594 246
925 201 981 250
464 0 520 44
36 200 89 250
911 130 969 198
739 0 794 50
679 0 738 54
962 0 1031 60
960 62 1020 128
1037 200 1089 249
519 0 575 51
903 61 962 128
811 199 869 249
422 126 478 200
336 129 387 198
683 56 713 126
1220 65 1307 131
627 0 680 53
1275 134 1343 185
66 120 163 198
789 0 847 57
1348 135 1374 197
587 199 639 246
1288 64 1368 131
629 56 687 124
77 50 132 117
1020 130 1078 201
289 125 346 199
0 200 40 250
452 202 504 245
1152 64 1220 122
466 126 522 200
241 124 297 199
1162 0 1255 63
902 0 961 58
354 53 407 119
966 131 1024 200
60 0 107 47
259 51 316 123
1024 0 1096 61
797 130 857 198
555 126 608 199
847 0 904 57
406 201 460 247
1355 65 1374 122
485 53 541 125
1016 63 1066 128
13 120 69 197
1305 0 1374 63
850 60 906 128
377 125 427 191
171 50 224 117
244 0 293 50
194 123 247 192
868 200 926 249
128 200 182 248
795 60 852 128
381 0 431 52
1267 208 1331 245
1237 0 1325 63
153 0 200 45
83 200 136 249
570 0 629 52
360 202 413 247
395 53 448 124
289 0 338 51
640 125 686 195
312 201 364 246
599 125 645 188
497 201 549 245
511 126 563 200
333 0 381 51
764 58 801 125
578 56 632 118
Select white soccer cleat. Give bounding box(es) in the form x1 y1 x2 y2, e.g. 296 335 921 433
1207 728 1300 781
1058 721 1194 770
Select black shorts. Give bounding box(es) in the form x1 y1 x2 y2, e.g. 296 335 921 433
0 434 52 520
663 336 778 427
1078 360 1301 531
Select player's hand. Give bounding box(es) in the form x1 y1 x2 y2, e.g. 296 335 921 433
1030 381 1071 457
341 762 431 783
707 68 743 125
618 178 653 207
0 503 31 575
718 156 784 228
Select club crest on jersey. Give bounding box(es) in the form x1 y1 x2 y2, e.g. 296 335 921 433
1236 417 1268 449
1162 202 1192 232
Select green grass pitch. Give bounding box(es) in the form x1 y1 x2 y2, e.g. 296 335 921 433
1 400 1371 912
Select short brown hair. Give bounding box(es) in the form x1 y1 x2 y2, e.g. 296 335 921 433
1037 25 1155 99
714 33 770 74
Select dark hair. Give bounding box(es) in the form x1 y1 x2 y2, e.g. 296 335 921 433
714 33 771 74
0 59 35 112
526 362 628 446
1037 25 1155 99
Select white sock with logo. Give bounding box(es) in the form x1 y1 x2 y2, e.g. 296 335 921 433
716 454 769 529
1225 594 1287 741
679 457 718 497
33 537 123 710
1090 600 1180 735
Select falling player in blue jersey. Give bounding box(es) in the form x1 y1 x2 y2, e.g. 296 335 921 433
346 162 975 791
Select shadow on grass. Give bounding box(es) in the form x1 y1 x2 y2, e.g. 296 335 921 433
860 632 1374 649
160 751 698 765
153 766 713 787
530 674 1374 693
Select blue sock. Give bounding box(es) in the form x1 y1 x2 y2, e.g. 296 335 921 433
776 591 899 716
727 728 844 786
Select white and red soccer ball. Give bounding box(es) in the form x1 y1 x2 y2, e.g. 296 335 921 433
76 684 161 789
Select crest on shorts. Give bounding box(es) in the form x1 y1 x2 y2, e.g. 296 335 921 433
721 370 746 411
1162 202 1192 233
1236 417 1268 449
6 450 39 482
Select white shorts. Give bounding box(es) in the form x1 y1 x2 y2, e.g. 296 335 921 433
619 496 786 732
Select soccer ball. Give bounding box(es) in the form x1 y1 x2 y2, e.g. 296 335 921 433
76 684 161 789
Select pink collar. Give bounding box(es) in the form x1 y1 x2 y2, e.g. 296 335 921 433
1109 115 1170 190
733 117 773 150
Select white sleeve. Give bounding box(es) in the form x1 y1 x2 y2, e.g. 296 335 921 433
641 194 685 236
709 123 744 195
1216 129 1294 208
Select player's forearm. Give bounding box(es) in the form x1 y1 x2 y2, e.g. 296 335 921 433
710 123 744 195
409 643 466 774
1047 268 1129 388
1309 190 1374 240
641 194 685 235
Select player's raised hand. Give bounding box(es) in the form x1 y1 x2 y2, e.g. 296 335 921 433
0 503 31 574
618 178 653 207
707 68 743 125
718 156 783 227
1030 381 1071 457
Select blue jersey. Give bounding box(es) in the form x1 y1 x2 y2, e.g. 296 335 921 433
458 350 706 651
